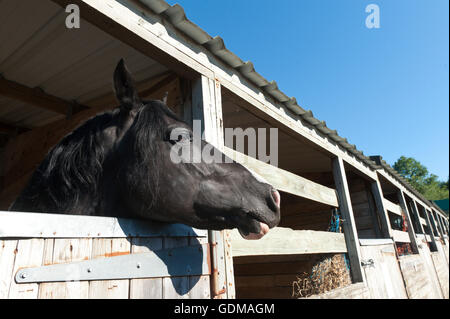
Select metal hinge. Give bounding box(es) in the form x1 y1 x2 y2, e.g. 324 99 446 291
361 259 375 268
15 244 210 284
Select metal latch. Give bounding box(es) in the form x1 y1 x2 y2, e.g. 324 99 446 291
361 259 375 268
15 244 210 284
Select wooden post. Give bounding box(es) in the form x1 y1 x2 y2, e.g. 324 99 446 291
411 200 425 234
423 209 438 250
191 74 235 299
370 179 393 238
397 191 419 253
332 157 365 283
433 210 445 239
428 209 442 239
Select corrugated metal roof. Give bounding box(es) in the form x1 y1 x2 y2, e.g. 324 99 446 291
137 0 447 216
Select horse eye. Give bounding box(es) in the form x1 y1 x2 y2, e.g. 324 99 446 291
168 129 191 144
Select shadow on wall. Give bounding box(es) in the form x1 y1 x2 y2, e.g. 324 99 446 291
117 219 205 296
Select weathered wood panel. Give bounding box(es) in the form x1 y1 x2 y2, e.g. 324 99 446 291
305 282 370 299
398 254 437 299
0 212 211 299
360 244 407 299
0 239 18 298
417 243 444 298
7 239 45 298
431 252 449 299
38 238 91 298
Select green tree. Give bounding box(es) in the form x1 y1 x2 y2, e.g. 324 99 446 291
393 156 449 201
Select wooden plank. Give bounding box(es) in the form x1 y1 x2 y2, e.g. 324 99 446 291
191 75 229 299
88 238 131 299
383 199 402 216
360 244 407 299
359 238 393 246
0 239 18 298
332 157 364 283
129 237 163 299
398 254 435 298
396 191 419 252
365 187 382 238
417 244 443 298
423 209 439 249
431 251 449 298
0 77 88 115
231 228 347 257
223 147 338 207
392 230 411 243
38 238 91 298
0 211 207 238
370 180 393 238
162 237 190 299
187 236 211 299
8 239 45 298
306 282 370 299
412 201 426 234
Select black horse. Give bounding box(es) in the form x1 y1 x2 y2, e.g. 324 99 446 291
10 60 280 240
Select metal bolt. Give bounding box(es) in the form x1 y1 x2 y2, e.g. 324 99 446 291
136 263 141 269
20 272 27 279
87 268 92 273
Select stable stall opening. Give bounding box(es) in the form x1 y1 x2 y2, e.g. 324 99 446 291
221 88 355 298
377 174 416 255
417 204 438 252
405 195 422 234
343 165 383 239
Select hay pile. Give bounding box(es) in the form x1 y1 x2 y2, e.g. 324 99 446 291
292 254 351 298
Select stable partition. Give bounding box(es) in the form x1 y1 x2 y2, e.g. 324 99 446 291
0 211 211 299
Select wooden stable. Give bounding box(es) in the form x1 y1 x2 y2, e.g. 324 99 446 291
0 0 448 299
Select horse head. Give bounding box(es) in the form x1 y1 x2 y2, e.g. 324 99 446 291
10 60 281 240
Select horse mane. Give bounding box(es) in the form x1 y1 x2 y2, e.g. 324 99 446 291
11 100 182 215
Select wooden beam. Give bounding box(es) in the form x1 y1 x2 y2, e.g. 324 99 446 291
230 228 347 257
432 209 446 239
0 122 29 135
383 199 402 216
392 230 411 243
423 209 438 249
191 75 233 299
397 191 419 253
332 157 365 283
370 179 393 238
223 147 338 207
411 200 426 234
0 77 88 115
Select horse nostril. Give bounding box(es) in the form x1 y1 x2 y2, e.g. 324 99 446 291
271 189 281 208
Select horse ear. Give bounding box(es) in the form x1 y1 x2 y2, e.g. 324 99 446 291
113 59 141 111
161 91 169 105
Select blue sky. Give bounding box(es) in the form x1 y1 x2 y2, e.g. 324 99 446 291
166 0 449 181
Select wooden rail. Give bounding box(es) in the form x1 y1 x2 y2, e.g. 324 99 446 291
223 147 338 207
384 199 402 216
230 227 347 257
392 230 411 243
